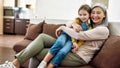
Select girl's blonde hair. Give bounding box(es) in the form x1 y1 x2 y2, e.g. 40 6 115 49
78 4 91 16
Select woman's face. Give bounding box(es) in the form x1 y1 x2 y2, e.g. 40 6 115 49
91 7 105 25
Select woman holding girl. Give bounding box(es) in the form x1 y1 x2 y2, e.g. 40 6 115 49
0 3 109 68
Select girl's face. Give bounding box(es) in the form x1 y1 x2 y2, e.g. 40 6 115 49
91 7 105 25
78 9 90 22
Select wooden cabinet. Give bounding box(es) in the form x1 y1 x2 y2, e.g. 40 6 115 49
15 19 30 35
4 18 15 34
3 18 30 35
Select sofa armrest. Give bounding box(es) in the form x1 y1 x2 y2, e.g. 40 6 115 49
91 35 120 68
13 39 32 53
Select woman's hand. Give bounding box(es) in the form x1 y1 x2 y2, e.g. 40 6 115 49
72 23 83 32
55 26 64 37
71 42 79 53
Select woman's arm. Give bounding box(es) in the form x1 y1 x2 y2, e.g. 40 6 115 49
58 26 109 40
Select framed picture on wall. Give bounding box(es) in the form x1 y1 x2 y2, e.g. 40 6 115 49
91 0 109 8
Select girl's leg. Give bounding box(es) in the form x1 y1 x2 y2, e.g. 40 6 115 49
49 33 68 55
37 33 69 68
48 53 87 68
43 33 69 62
47 40 72 68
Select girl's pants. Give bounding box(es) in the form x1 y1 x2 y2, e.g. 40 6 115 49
49 32 72 66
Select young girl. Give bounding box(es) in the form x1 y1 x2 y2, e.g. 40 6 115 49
71 6 92 53
38 4 92 68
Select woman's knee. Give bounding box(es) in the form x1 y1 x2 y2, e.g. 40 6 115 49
37 33 46 39
34 33 45 41
36 33 50 42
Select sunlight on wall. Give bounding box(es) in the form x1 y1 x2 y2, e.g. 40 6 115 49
108 0 120 22
91 0 109 8
4 0 15 7
35 0 86 20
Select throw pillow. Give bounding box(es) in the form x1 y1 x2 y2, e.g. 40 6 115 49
42 23 64 39
24 21 45 40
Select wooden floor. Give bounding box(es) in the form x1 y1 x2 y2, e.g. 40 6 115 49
0 34 24 64
0 34 24 48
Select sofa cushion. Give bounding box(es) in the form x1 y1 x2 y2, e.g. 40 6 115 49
24 21 45 40
42 23 64 38
91 36 120 68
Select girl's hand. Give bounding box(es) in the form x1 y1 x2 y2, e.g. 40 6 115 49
72 23 83 32
55 26 63 37
72 42 79 53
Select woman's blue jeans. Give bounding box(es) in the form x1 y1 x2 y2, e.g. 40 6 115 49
49 32 72 66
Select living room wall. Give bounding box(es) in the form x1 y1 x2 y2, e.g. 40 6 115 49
108 0 120 22
31 0 120 24
35 0 87 20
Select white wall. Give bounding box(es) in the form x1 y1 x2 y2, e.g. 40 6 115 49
108 0 120 22
35 0 86 20
109 22 120 36
32 0 120 24
4 0 15 7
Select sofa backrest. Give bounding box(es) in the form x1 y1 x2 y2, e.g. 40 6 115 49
91 35 120 68
42 23 64 39
24 20 64 40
